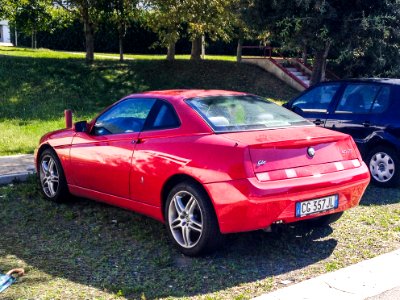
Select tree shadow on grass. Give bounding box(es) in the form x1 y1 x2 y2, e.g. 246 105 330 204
0 55 297 122
0 180 336 299
359 185 400 206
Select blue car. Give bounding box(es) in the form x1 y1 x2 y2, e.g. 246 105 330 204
284 78 400 187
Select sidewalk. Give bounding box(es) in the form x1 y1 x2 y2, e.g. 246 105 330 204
0 154 35 185
254 249 400 300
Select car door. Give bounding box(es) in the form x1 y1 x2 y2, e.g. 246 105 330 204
324 83 391 154
70 98 157 199
129 100 182 207
287 83 342 126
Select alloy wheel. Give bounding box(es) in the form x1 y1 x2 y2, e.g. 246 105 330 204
40 155 60 198
168 191 203 249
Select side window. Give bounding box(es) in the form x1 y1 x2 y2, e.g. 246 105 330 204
291 84 340 112
145 101 180 130
335 84 381 113
93 98 156 135
371 86 391 113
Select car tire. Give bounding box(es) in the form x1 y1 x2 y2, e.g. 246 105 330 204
165 181 223 256
367 146 400 187
305 212 344 227
38 148 69 202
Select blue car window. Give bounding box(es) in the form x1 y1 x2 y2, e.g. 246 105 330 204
150 102 180 129
336 84 381 113
371 86 391 113
94 98 156 135
292 84 340 112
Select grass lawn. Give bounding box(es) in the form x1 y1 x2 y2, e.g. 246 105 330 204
0 46 295 156
0 178 399 299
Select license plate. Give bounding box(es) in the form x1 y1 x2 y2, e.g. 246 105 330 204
296 195 339 217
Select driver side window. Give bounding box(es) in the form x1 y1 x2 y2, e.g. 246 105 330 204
93 98 156 135
292 84 340 112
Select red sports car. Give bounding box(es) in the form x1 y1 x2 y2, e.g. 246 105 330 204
35 90 370 256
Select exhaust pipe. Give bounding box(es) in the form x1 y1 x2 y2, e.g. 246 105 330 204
64 109 72 128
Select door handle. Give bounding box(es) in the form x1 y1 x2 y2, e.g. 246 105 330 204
362 121 370 127
132 138 144 144
313 119 323 125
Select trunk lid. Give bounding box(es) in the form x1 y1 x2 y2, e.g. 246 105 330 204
221 127 359 174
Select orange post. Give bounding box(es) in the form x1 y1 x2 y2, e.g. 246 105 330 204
64 109 72 128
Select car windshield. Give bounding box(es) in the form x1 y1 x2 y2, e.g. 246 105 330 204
187 95 311 132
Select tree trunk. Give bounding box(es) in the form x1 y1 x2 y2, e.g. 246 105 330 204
201 35 205 59
302 41 307 64
118 30 124 62
166 41 176 61
310 42 331 86
14 26 18 47
190 36 202 60
30 30 37 49
236 38 243 63
84 20 95 64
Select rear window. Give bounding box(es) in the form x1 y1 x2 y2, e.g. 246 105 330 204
187 95 311 133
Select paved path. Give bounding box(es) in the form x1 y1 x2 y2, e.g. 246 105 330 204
253 249 400 300
0 154 35 185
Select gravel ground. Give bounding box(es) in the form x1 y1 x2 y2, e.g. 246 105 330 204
0 177 399 300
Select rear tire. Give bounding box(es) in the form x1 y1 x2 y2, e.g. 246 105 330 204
38 149 69 202
367 146 400 187
305 212 344 227
165 181 223 256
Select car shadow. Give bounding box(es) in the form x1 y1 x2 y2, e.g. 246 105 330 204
0 182 338 299
359 185 400 206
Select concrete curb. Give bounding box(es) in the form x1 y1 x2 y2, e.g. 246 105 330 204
0 171 36 185
0 154 36 185
253 249 400 300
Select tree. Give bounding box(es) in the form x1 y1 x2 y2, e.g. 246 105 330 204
108 0 140 61
145 0 238 61
251 0 400 85
230 0 256 63
14 0 52 48
55 0 109 63
184 0 238 60
144 0 186 61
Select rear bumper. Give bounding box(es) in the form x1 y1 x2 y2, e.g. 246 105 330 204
204 163 370 234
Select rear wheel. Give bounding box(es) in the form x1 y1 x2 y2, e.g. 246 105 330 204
165 181 223 256
367 146 400 187
305 212 344 227
38 149 69 202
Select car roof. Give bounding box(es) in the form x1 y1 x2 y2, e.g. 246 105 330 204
124 89 249 104
320 78 400 85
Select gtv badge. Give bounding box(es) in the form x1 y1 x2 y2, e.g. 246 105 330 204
307 147 316 158
257 160 266 167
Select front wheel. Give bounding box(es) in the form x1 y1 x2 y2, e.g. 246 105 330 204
367 146 400 187
165 181 223 256
38 149 69 202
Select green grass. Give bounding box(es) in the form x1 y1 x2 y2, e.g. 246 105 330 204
0 46 296 156
0 180 399 299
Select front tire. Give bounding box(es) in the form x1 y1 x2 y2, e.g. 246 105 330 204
367 146 400 187
38 149 69 202
165 181 223 256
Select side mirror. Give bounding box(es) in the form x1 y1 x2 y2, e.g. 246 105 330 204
74 121 88 133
